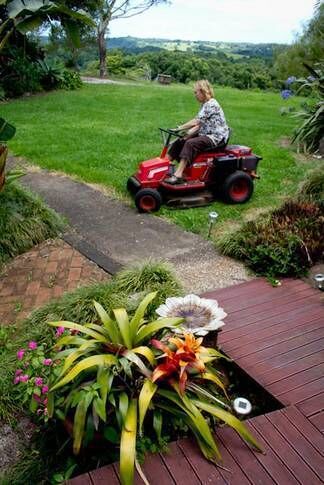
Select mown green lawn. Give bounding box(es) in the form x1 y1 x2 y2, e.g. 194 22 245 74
1 82 320 236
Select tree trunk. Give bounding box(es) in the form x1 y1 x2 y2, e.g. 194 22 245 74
98 30 107 78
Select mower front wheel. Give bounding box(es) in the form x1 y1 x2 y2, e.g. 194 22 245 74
135 188 162 213
222 171 254 204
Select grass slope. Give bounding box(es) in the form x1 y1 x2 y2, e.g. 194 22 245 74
1 83 321 236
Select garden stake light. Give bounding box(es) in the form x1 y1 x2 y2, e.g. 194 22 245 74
208 211 219 238
233 397 252 416
313 274 324 291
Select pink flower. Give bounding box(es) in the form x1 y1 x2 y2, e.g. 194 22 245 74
28 341 37 350
17 349 25 360
33 394 42 403
14 376 20 384
19 374 29 382
41 385 49 394
35 377 43 387
15 369 23 376
44 408 48 415
55 326 65 338
43 397 48 405
43 358 53 366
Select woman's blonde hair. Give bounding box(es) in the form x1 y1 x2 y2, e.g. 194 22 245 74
194 80 214 100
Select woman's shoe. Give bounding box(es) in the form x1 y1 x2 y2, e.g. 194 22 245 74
164 175 185 185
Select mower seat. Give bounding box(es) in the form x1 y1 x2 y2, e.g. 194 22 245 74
200 129 231 153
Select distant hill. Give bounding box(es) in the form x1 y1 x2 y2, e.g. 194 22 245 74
107 36 286 59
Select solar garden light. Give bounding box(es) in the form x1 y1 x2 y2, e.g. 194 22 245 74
233 397 252 416
208 211 219 238
313 274 324 291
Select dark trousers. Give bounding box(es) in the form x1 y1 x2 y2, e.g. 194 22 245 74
168 135 216 165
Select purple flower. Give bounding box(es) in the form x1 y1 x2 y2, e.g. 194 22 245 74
41 385 49 394
43 358 53 366
15 369 23 376
14 376 20 384
19 374 29 382
286 76 296 86
28 341 38 350
281 89 293 100
35 377 43 387
55 326 65 338
17 349 25 360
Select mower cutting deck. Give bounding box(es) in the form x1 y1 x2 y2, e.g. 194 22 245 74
127 128 262 213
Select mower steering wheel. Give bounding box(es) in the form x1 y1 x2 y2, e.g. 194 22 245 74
159 128 181 135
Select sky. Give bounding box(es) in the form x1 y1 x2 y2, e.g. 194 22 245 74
109 0 317 44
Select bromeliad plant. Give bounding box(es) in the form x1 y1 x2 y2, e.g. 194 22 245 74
46 292 262 485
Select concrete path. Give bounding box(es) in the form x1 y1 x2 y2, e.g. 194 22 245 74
20 167 252 293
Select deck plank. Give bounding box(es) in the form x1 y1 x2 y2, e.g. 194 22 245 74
222 307 323 352
216 426 274 485
296 391 324 417
268 363 324 397
251 413 323 484
226 318 323 360
160 442 201 484
177 438 228 485
219 296 321 343
310 411 324 433
89 464 120 484
260 351 324 386
281 406 324 455
278 377 324 405
268 409 324 480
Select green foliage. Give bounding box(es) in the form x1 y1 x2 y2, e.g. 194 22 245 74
38 58 66 90
216 198 323 278
1 46 43 97
296 166 324 203
291 63 324 153
58 69 83 90
0 183 65 268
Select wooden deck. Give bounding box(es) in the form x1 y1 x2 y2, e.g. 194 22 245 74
68 278 324 485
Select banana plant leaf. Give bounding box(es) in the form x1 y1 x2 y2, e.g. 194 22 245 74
0 118 16 142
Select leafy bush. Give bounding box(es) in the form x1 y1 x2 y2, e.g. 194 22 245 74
1 48 42 97
216 199 323 278
38 59 65 90
59 70 83 90
291 63 324 153
296 165 324 203
0 183 65 267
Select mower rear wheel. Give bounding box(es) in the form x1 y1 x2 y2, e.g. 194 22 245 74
222 171 253 204
135 188 162 213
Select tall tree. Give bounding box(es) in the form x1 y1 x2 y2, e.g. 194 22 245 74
95 0 168 78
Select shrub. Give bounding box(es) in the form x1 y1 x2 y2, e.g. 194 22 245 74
1 50 42 97
291 63 324 153
216 200 323 278
59 70 83 90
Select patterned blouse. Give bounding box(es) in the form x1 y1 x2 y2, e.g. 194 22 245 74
197 98 229 145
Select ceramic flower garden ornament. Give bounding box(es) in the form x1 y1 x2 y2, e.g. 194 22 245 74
156 294 227 336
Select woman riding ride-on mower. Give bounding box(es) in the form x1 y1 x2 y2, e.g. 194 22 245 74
127 81 262 213
165 79 230 184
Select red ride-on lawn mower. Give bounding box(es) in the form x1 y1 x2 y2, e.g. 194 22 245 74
127 128 262 213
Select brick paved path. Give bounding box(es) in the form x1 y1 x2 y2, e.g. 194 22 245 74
0 239 109 325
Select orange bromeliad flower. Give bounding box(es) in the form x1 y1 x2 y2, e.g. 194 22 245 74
151 333 206 393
